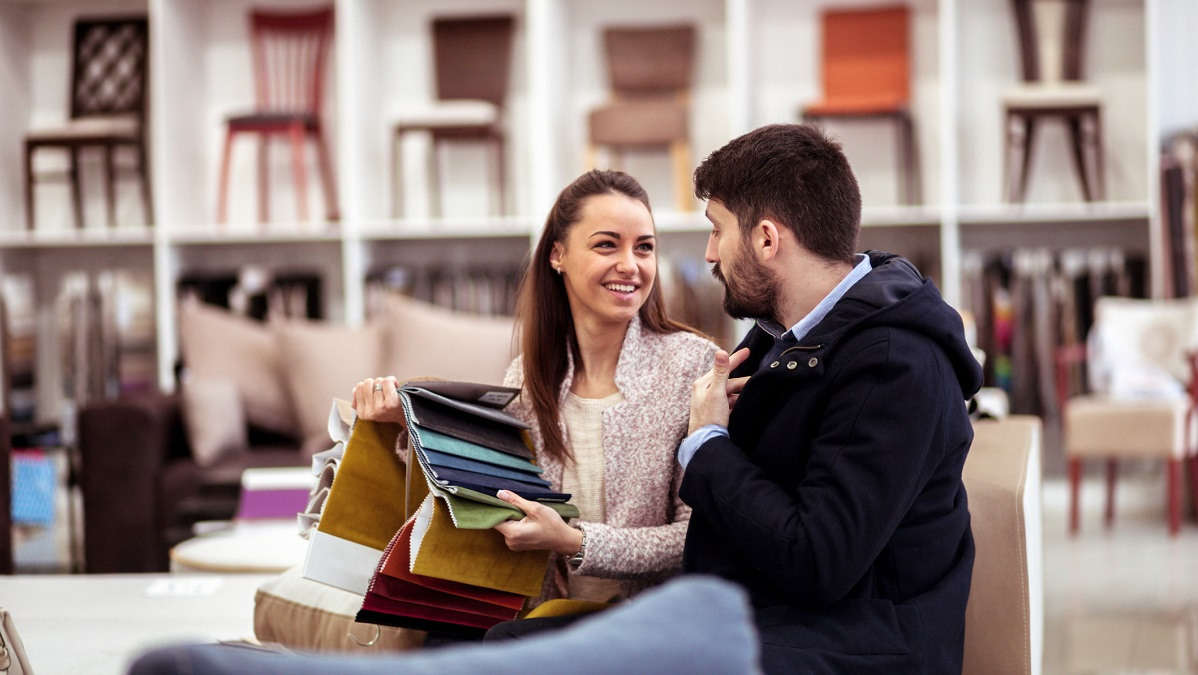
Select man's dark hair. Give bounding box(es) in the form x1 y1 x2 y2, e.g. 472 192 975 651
693 123 861 264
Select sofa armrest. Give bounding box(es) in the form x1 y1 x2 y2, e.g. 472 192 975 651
79 392 187 572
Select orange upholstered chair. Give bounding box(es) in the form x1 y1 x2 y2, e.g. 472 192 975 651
216 6 339 226
800 5 920 205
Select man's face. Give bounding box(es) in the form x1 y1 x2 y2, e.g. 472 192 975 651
704 200 778 321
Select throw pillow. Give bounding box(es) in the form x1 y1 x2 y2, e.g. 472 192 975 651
180 375 249 467
380 294 515 385
274 319 386 453
177 299 298 436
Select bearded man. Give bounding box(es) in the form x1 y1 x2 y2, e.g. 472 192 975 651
679 123 983 674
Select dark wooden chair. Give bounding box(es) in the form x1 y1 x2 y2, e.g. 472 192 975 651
24 16 152 230
392 15 516 218
216 6 339 225
800 5 920 206
1003 0 1103 202
587 24 697 213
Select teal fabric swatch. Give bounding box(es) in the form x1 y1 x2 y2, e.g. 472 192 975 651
412 425 544 475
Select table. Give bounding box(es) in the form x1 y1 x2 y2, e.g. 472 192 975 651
170 520 309 574
0 573 273 674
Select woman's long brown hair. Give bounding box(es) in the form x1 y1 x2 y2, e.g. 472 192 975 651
514 169 696 462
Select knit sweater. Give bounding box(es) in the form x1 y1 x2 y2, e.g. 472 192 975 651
503 316 719 603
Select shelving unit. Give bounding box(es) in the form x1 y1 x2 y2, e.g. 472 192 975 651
0 0 1191 428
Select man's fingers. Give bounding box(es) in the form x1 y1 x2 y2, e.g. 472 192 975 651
728 347 752 371
726 375 749 397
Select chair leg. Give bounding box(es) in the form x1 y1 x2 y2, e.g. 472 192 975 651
1088 108 1105 201
258 134 271 224
103 144 116 228
1168 457 1182 536
1066 114 1093 202
289 124 310 223
429 136 443 219
494 134 506 217
217 128 235 225
670 140 693 212
138 140 153 227
1068 457 1082 534
24 142 35 231
1189 454 1198 520
392 131 403 219
585 144 599 171
896 112 920 206
69 147 85 230
313 128 339 222
1104 458 1117 528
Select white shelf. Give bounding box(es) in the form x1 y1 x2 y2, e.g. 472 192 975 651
0 0 1186 415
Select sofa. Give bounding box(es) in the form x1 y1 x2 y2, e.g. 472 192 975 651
79 295 515 573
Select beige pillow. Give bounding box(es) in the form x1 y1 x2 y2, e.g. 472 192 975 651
177 300 298 436
254 566 424 651
180 375 249 467
380 294 515 385
274 319 386 452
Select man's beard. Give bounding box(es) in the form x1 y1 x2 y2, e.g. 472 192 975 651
711 254 778 321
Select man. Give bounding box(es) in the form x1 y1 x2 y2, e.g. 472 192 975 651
680 123 983 673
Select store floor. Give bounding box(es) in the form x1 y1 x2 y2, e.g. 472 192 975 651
1042 474 1198 673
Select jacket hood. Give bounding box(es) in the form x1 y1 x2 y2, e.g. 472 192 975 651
802 251 984 399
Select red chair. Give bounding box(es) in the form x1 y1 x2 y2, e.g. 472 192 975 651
800 5 920 206
216 6 339 225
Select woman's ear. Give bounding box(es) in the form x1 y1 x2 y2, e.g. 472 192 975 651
549 242 563 273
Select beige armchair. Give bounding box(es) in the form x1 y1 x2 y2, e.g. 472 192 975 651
963 415 1044 675
1057 296 1198 536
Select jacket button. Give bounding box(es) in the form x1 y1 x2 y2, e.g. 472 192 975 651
786 361 797 370
808 357 818 368
770 361 780 369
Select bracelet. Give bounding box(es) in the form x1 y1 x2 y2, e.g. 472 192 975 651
567 528 587 568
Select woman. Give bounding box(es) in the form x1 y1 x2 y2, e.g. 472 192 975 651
353 169 718 609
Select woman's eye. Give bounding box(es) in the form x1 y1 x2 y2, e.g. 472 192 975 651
637 243 655 253
594 240 615 249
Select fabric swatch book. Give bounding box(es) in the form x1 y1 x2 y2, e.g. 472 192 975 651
355 379 580 635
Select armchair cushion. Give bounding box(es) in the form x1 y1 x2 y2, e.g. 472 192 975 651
380 294 514 385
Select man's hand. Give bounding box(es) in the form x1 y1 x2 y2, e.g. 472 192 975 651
493 490 582 555
688 348 751 435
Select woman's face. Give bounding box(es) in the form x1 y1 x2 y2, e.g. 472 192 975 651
550 193 657 330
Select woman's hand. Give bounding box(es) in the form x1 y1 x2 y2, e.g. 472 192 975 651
351 376 407 425
493 490 584 556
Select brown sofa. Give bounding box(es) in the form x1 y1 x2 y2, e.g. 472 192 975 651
79 394 305 572
78 295 515 573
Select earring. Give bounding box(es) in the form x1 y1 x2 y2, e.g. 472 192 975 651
553 266 561 275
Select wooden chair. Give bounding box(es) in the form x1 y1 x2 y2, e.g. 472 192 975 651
24 16 152 230
392 15 516 219
1003 0 1103 202
1056 296 1198 536
800 5 920 206
216 6 339 225
587 24 696 213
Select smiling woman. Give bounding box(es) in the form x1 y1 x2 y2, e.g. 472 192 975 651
353 169 721 643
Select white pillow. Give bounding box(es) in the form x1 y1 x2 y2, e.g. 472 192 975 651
180 375 249 467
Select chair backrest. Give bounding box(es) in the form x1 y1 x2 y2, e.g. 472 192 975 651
431 15 516 107
248 6 335 114
602 24 696 99
962 415 1043 675
1011 0 1089 83
1086 296 1198 397
819 5 909 104
69 16 149 122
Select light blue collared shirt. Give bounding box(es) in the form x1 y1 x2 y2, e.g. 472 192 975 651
677 254 872 469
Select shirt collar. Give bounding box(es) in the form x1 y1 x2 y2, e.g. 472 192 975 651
756 253 872 344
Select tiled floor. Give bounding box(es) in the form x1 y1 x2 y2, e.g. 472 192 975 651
1042 474 1198 673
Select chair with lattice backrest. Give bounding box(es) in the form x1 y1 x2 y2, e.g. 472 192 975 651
1003 0 1104 202
799 5 920 206
392 15 515 219
587 24 697 213
216 6 339 226
1056 296 1198 536
24 15 152 230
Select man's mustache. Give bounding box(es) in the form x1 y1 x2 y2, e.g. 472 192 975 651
711 262 724 283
